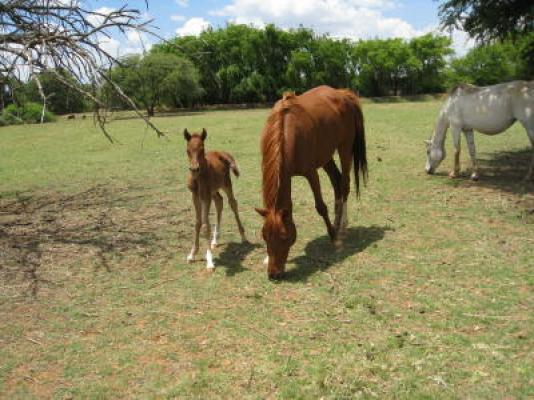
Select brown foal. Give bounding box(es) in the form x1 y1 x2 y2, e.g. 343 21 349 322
184 128 247 269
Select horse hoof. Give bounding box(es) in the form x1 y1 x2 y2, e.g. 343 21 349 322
207 264 215 271
334 239 343 249
187 255 195 263
448 171 459 179
470 173 479 181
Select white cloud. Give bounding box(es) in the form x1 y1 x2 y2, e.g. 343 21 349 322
88 7 116 26
171 15 186 22
175 0 189 7
449 29 475 56
175 17 211 37
211 0 423 39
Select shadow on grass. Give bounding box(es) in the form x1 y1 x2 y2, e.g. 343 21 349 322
284 225 391 282
217 241 262 276
0 185 187 297
441 148 533 195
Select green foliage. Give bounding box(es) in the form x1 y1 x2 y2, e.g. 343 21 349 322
447 41 521 87
438 0 533 42
104 52 203 114
1 102 56 125
157 24 455 100
22 69 89 114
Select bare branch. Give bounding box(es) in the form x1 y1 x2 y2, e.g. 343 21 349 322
0 0 166 138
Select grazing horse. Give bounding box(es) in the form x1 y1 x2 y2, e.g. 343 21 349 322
184 128 247 269
425 81 534 180
256 85 368 280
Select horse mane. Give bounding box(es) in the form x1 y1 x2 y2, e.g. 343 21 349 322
261 92 297 209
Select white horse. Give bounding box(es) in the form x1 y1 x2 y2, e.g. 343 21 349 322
425 81 534 180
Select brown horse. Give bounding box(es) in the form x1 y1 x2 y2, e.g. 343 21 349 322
255 86 367 279
184 128 247 269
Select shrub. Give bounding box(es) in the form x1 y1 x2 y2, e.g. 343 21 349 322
2 102 56 125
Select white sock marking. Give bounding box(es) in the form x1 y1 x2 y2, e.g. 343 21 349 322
206 248 215 269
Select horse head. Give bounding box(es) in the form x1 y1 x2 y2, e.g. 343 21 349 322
184 128 208 176
424 138 445 174
255 207 296 280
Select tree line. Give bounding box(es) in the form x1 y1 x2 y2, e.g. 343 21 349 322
2 24 532 120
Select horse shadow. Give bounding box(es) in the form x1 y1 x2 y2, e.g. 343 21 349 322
284 225 391 282
217 240 262 276
441 148 533 195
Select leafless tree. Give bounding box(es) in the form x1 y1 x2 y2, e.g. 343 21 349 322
0 0 165 140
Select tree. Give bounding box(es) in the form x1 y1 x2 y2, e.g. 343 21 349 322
447 41 519 86
353 38 420 96
106 52 203 114
409 34 452 93
438 0 533 42
0 0 163 139
22 69 88 114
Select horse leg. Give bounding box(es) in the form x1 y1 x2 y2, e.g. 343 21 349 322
338 146 353 236
211 192 223 249
201 196 214 269
449 125 462 178
222 184 247 242
463 129 479 180
323 159 342 233
305 170 337 243
187 191 201 263
519 120 534 180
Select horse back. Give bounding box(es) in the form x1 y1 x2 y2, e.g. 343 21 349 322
283 86 360 173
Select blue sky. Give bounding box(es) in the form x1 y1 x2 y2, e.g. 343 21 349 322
94 0 473 56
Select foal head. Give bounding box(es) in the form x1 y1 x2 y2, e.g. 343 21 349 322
256 208 296 279
424 139 445 174
184 128 208 176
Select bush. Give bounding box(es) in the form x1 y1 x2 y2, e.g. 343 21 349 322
2 102 56 125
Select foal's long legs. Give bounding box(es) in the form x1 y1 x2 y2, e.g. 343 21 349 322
323 159 342 232
305 170 336 241
211 192 223 249
187 191 202 263
463 129 479 180
222 184 247 242
201 198 214 269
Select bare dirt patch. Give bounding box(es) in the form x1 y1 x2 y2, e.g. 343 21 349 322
0 185 189 299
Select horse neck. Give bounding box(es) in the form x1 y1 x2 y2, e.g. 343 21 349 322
431 107 450 150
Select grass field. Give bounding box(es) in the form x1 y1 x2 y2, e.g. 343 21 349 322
1 100 533 399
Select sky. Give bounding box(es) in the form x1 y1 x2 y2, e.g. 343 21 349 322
95 0 474 57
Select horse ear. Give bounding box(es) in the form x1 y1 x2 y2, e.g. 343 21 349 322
184 129 191 141
201 128 207 141
255 208 268 218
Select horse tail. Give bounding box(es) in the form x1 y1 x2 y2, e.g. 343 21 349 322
351 94 368 197
219 152 240 177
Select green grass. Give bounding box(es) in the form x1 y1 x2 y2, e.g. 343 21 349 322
1 102 532 399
